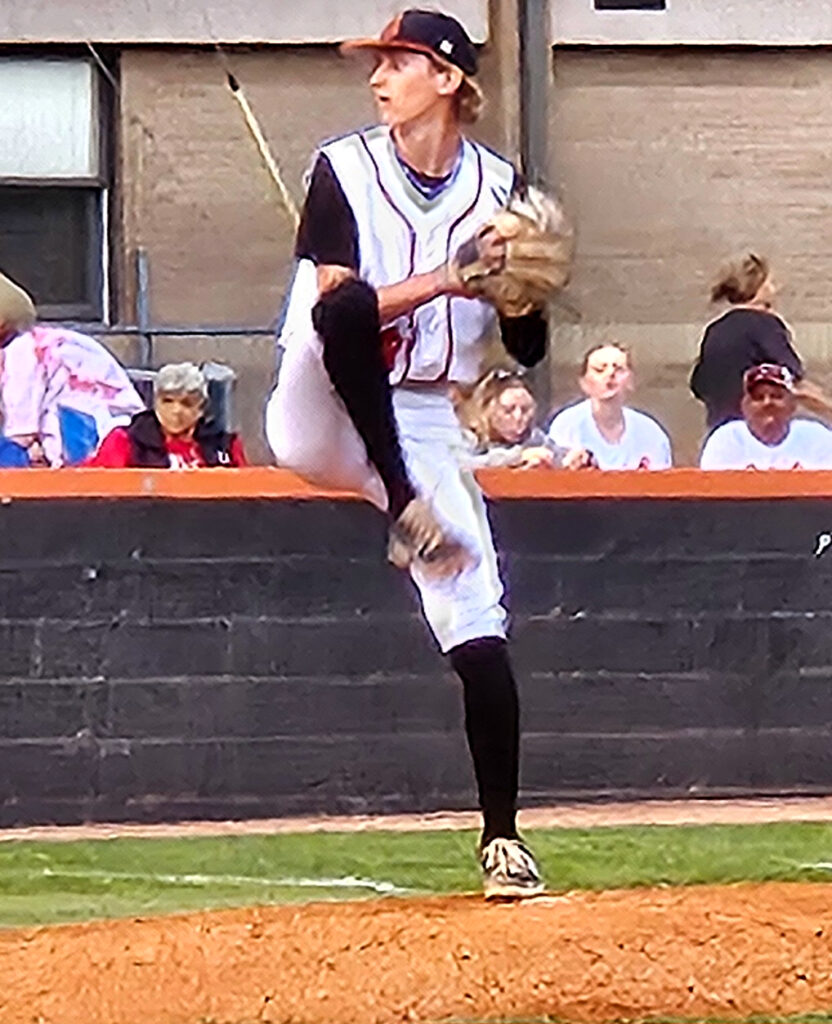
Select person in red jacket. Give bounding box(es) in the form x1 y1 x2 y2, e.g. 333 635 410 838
88 362 246 468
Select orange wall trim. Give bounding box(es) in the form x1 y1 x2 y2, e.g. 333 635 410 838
0 467 830 501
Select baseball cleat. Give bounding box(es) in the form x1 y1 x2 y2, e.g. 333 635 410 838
480 837 545 900
388 497 472 578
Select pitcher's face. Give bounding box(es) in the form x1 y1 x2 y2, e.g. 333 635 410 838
369 50 458 128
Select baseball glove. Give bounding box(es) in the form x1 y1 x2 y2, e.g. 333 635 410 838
450 187 575 317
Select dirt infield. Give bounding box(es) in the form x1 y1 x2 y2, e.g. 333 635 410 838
2 881 830 1024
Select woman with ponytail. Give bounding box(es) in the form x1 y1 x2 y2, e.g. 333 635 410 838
690 253 803 432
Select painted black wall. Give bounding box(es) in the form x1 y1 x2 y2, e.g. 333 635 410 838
0 496 830 826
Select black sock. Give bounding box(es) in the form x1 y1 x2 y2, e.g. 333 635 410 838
313 278 415 519
449 636 519 846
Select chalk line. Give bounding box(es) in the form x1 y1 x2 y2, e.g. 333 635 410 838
8 866 410 895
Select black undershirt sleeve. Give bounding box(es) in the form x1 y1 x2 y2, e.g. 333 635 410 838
295 154 360 271
498 309 548 367
496 167 548 367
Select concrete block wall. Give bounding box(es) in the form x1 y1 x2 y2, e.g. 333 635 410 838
0 494 830 827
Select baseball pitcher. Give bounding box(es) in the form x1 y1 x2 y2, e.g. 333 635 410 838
265 9 573 898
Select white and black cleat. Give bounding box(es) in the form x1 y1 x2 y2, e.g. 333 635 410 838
480 837 545 901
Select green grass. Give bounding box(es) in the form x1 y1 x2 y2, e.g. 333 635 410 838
0 821 831 928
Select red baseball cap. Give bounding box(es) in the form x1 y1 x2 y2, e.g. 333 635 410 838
743 363 796 394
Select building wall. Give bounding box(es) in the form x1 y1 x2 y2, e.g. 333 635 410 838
546 47 832 465
114 4 520 461
553 0 832 46
6 0 826 48
0 0 488 44
6 2 832 464
116 38 832 465
118 48 373 328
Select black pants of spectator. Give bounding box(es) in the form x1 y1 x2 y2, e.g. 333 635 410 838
312 278 415 520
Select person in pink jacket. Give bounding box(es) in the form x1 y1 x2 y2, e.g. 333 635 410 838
0 271 144 466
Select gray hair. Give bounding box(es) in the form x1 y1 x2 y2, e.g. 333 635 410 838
154 362 208 399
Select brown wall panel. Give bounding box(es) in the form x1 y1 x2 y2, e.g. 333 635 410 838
119 48 374 328
118 41 517 329
114 23 519 462
549 47 832 326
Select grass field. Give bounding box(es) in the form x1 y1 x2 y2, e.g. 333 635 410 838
1 820 831 928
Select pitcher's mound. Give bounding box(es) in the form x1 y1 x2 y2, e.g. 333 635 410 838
2 882 830 1024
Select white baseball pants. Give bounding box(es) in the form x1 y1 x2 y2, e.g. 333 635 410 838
265 329 507 653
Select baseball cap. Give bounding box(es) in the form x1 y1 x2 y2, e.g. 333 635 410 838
743 363 796 394
0 271 36 334
342 9 479 78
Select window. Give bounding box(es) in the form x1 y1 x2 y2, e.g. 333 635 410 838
0 58 107 321
594 0 666 9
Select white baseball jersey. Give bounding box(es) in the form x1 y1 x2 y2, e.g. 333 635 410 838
268 127 525 652
547 399 672 470
700 418 832 469
278 126 514 386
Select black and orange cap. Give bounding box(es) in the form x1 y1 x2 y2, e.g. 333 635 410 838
341 9 478 78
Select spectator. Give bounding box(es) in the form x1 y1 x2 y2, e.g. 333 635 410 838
0 271 145 466
459 368 592 469
690 253 803 432
88 362 247 468
700 363 832 470
547 342 672 469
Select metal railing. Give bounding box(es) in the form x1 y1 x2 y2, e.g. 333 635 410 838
70 249 278 431
72 248 277 369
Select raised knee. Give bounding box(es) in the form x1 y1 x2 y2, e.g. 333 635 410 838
312 278 380 346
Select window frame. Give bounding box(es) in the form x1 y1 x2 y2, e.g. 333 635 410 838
0 47 114 324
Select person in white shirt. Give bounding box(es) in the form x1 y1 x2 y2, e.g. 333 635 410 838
700 363 832 470
547 342 672 470
457 367 593 469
